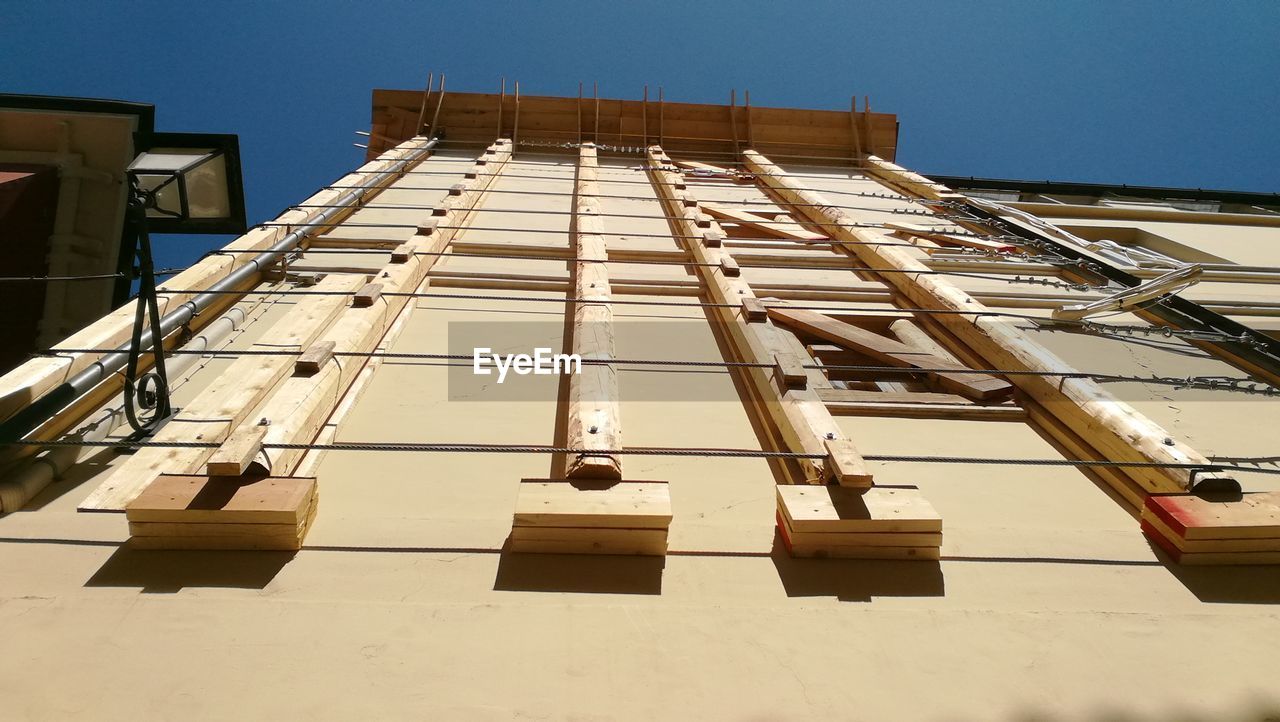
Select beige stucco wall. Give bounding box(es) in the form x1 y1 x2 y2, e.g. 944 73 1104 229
2 149 1279 721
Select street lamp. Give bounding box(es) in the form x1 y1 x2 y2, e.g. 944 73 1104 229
122 132 246 435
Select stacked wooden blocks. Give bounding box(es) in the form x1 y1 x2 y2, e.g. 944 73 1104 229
511 479 672 555
125 474 318 551
776 484 942 560
1141 491 1280 565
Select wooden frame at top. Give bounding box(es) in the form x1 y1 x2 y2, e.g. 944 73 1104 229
368 89 899 163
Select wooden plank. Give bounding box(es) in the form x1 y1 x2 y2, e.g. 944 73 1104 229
1142 521 1280 565
565 144 622 480
825 399 1026 421
824 439 872 487
353 282 383 307
0 137 435 430
79 274 363 511
741 297 768 323
751 150 1217 494
294 340 336 376
782 526 943 548
1140 513 1280 553
719 256 741 277
701 203 826 242
129 520 305 539
206 424 269 477
125 475 316 525
886 221 1017 253
513 479 672 529
646 147 871 486
777 484 942 533
1144 492 1280 541
768 306 1012 401
773 353 808 391
240 141 513 479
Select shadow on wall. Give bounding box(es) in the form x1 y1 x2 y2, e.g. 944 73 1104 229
493 540 666 595
85 546 295 593
768 534 946 602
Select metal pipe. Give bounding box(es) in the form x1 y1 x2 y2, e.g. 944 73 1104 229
0 137 439 447
0 304 252 511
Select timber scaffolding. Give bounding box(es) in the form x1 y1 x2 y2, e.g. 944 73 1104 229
2 85 1280 567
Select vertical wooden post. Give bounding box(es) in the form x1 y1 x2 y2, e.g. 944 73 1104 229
427 73 447 137
642 85 649 147
416 72 435 135
645 146 871 487
512 81 521 154
593 81 600 142
849 95 863 158
565 144 622 479
497 77 505 138
729 89 741 157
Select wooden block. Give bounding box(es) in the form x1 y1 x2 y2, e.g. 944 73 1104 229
777 484 942 533
128 534 304 551
206 424 269 477
509 527 668 556
126 475 316 525
719 256 741 277
513 479 671 530
294 340 336 376
701 230 724 248
464 171 478 179
741 297 768 323
353 282 383 308
416 219 439 235
693 212 712 228
390 244 412 263
679 194 698 208
1145 492 1280 541
475 159 488 166
1142 519 1280 565
773 353 807 391
1141 513 1280 553
824 438 873 487
431 206 449 217
448 183 466 196
129 520 304 539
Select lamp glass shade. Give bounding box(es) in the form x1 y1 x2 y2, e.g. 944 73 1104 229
127 148 231 221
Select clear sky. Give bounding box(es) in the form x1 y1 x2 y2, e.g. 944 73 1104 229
5 1 1278 268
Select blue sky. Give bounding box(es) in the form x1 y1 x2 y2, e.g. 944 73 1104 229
5 1 1278 268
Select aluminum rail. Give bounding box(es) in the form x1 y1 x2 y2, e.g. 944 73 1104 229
0 136 439 446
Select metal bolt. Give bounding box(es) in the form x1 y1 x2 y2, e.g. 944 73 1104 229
589 425 599 434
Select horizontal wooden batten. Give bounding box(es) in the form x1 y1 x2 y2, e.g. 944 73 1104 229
369 89 898 162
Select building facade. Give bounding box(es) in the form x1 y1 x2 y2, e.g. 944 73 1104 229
1 87 1279 719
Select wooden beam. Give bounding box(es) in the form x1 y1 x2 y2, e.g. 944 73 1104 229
819 388 1027 422
744 149 1222 494
645 146 869 487
0 135 435 433
78 274 364 511
206 423 268 477
701 204 826 242
767 306 1012 401
565 144 622 480
239 141 513 480
295 340 336 376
